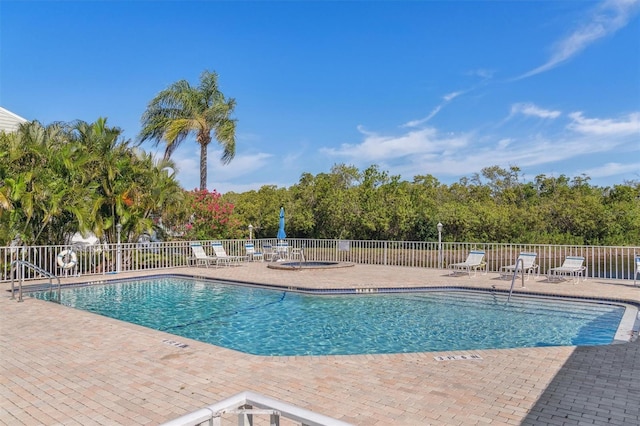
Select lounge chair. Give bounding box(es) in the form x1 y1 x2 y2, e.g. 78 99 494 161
448 250 486 277
547 256 586 283
500 252 539 280
244 242 264 262
211 241 246 266
190 243 217 268
634 254 640 286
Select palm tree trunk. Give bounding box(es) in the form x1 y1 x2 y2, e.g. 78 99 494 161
200 142 208 190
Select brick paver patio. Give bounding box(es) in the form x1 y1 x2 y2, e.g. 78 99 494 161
1 263 639 425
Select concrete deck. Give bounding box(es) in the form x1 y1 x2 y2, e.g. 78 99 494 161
2 263 639 425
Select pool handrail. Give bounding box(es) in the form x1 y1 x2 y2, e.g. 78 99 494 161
10 259 61 303
507 257 526 303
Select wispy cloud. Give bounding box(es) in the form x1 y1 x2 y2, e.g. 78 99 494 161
320 108 638 183
468 68 495 80
321 126 469 162
405 69 495 128
443 90 464 102
567 111 640 135
168 146 273 191
510 103 562 119
403 90 468 128
579 161 640 179
403 106 442 128
517 0 640 79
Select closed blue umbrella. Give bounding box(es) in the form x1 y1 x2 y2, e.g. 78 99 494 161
277 207 286 240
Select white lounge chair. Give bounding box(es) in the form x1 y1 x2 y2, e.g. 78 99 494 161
211 242 246 266
244 242 264 262
448 250 486 277
190 243 217 268
547 256 586 283
500 252 539 280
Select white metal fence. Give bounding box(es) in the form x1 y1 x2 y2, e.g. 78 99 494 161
2 238 639 283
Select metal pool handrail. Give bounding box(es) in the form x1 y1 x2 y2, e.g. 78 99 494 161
507 258 525 303
10 259 61 303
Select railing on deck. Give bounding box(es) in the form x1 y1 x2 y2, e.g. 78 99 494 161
1 239 638 283
160 390 353 426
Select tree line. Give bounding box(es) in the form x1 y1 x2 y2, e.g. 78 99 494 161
2 119 639 247
225 164 640 246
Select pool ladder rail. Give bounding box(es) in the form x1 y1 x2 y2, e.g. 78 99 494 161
507 257 526 303
10 259 61 303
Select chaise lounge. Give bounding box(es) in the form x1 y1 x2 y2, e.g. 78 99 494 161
500 252 539 280
211 241 246 266
448 250 486 277
547 256 587 283
190 242 218 268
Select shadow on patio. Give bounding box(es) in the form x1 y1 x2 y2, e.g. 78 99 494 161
521 339 640 425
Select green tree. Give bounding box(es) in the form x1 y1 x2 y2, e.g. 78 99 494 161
0 120 95 245
0 119 186 246
139 70 237 190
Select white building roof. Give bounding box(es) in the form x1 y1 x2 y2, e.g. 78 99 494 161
0 107 28 133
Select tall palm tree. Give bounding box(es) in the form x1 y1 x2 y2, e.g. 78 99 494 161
138 70 237 190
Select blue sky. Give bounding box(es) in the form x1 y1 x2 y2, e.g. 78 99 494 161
2 0 639 193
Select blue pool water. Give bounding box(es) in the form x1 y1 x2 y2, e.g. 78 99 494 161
33 277 626 356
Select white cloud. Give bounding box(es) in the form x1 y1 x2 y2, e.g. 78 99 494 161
579 161 640 178
168 144 273 191
497 138 514 149
321 127 469 162
172 151 200 191
404 69 494 129
517 0 640 79
214 180 282 194
403 106 441 128
207 151 273 181
567 111 640 136
443 90 464 102
403 90 467 128
319 108 639 185
468 68 495 80
510 103 562 119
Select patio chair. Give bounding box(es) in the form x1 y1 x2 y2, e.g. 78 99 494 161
262 244 277 262
500 252 539 280
244 242 264 262
190 243 217 268
448 250 486 277
274 241 289 261
211 242 246 266
547 256 587 283
634 254 640 286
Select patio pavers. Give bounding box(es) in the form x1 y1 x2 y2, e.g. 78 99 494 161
1 264 639 425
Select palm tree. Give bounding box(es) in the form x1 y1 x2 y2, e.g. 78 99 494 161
0 120 95 245
138 70 237 190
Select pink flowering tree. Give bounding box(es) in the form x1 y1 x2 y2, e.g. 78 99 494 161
183 189 241 240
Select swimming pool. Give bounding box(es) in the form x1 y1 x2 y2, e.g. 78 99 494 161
32 276 630 356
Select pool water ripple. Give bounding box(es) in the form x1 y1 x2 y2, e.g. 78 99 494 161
32 277 626 356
